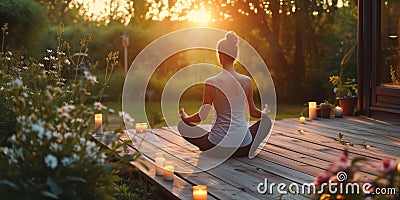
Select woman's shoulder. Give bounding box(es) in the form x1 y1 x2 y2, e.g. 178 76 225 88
239 74 251 82
205 76 216 84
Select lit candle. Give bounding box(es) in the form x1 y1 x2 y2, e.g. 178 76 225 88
163 161 174 181
334 106 343 118
141 122 148 132
154 153 165 176
135 123 148 133
193 185 207 200
135 123 143 133
95 114 103 136
308 102 317 120
397 162 400 173
299 116 306 124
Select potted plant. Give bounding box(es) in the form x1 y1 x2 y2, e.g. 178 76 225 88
329 75 357 116
319 100 334 118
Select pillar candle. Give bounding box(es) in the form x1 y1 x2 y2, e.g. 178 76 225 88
154 153 165 176
135 123 143 133
193 185 207 200
95 114 103 136
163 161 174 181
334 106 343 118
308 102 317 120
299 116 306 124
141 123 148 132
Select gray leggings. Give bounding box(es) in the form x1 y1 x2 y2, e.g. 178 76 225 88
177 119 271 158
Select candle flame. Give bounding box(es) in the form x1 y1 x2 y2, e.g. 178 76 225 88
95 114 102 120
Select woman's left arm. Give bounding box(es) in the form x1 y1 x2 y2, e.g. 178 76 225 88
179 80 214 122
245 77 263 118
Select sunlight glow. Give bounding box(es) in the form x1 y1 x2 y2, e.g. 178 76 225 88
70 0 352 25
187 9 211 24
71 0 133 25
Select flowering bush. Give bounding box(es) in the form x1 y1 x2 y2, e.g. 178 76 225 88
0 24 137 199
329 75 357 98
314 149 399 200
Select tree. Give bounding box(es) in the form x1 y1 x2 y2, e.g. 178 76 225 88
0 0 48 55
141 0 357 102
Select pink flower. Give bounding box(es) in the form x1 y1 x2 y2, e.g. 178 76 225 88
314 172 332 186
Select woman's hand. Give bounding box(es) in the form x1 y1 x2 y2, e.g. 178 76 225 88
261 103 270 118
179 108 188 121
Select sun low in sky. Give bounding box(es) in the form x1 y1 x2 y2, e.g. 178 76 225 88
71 0 350 25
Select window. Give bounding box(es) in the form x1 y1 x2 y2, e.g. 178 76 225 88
380 0 400 87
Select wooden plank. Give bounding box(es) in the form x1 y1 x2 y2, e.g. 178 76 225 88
155 128 310 199
275 119 400 157
125 131 262 200
97 116 399 200
265 132 382 179
299 116 400 140
93 135 200 200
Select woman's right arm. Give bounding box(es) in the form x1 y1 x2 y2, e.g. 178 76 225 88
245 77 262 118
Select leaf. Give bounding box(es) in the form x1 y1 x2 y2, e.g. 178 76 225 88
40 191 59 199
0 180 19 190
103 163 112 174
351 157 367 166
65 176 87 183
47 177 63 196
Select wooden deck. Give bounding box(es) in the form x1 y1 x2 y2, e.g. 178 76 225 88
96 116 400 200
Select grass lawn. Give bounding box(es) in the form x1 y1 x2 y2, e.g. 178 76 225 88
103 101 305 129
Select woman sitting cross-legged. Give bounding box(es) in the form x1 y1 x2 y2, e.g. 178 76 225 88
178 31 272 158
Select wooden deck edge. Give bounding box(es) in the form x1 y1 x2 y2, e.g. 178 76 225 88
91 135 199 200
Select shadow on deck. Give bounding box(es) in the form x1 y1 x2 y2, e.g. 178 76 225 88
95 116 400 200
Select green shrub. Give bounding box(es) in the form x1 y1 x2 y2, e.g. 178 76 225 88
0 24 138 199
0 0 48 55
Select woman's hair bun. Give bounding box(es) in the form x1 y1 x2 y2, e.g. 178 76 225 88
225 31 238 45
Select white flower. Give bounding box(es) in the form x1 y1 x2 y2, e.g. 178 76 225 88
333 87 338 93
50 56 55 60
1 147 18 164
84 71 98 83
32 121 45 135
71 153 79 162
61 157 73 166
44 154 58 169
97 152 106 164
44 57 49 61
50 142 62 152
58 104 75 113
108 109 115 114
94 101 107 110
64 59 71 65
47 49 53 53
355 89 358 94
15 148 24 160
9 78 23 89
118 111 134 123
10 134 16 142
52 131 61 138
39 63 44 67
74 144 82 152
64 132 76 139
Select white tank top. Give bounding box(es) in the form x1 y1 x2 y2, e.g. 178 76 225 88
208 75 252 147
